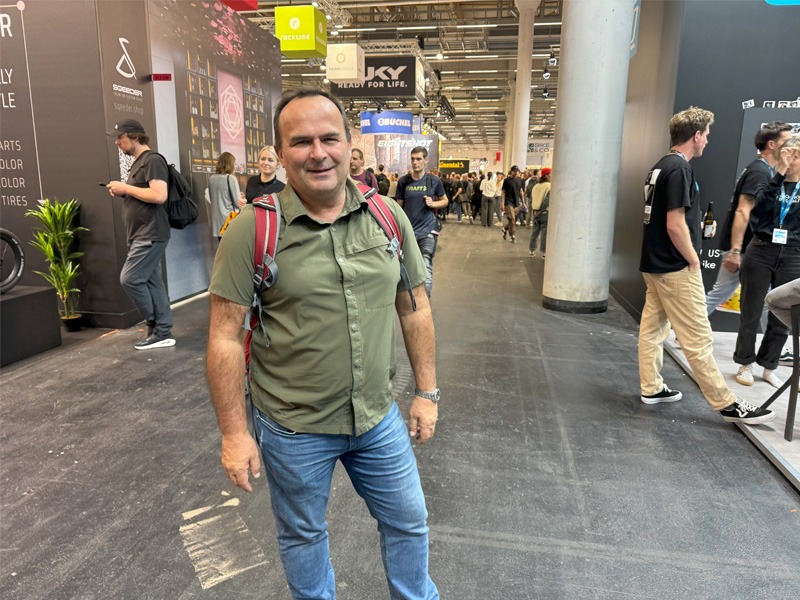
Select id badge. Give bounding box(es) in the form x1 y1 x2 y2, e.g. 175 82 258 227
772 228 788 245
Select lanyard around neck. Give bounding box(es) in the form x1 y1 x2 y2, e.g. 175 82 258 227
758 157 775 177
778 180 800 227
668 149 687 162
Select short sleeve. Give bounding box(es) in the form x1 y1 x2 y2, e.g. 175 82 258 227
664 166 692 212
209 205 258 307
739 167 771 199
434 177 446 197
144 154 169 183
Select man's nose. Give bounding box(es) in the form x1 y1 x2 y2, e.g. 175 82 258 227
309 139 328 159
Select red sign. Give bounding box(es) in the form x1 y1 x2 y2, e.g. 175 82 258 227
495 151 502 162
151 73 172 81
221 0 258 10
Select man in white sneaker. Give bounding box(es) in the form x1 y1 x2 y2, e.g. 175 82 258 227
637 107 774 425
106 119 176 350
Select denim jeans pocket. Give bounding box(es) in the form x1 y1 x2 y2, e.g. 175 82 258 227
254 408 298 437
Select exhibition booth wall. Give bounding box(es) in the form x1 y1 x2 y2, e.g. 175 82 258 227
0 0 280 329
611 0 800 329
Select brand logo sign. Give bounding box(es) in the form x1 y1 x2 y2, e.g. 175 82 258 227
360 111 414 134
274 5 327 58
332 56 418 99
115 37 136 79
326 43 365 84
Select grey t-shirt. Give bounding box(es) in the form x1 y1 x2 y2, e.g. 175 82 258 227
123 150 171 243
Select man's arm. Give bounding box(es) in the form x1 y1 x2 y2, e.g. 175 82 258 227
206 292 262 492
721 194 756 272
666 208 700 270
395 284 438 444
108 179 168 204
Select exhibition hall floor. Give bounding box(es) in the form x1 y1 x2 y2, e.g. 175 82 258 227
2 223 799 599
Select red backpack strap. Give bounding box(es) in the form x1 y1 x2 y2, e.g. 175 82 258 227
244 194 281 368
359 188 417 312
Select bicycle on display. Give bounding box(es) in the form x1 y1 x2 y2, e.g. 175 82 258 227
0 228 25 294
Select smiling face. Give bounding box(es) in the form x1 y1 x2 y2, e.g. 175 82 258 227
275 95 351 205
258 148 278 179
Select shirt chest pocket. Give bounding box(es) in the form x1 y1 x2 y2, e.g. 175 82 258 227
345 233 398 311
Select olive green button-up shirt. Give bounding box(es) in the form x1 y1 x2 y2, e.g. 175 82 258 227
209 179 427 435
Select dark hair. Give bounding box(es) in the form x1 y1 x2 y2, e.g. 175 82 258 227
669 106 714 146
125 132 150 146
410 146 428 158
755 122 792 151
273 88 351 149
216 152 235 175
351 148 364 160
378 164 385 172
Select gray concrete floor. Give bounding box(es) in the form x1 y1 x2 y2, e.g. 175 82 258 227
2 220 799 599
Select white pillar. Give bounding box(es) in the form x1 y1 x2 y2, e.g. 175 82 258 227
504 85 516 172
542 0 635 313
511 0 538 169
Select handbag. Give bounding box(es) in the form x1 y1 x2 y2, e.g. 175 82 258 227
219 175 239 236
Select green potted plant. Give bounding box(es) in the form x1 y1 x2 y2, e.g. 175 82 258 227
25 198 89 331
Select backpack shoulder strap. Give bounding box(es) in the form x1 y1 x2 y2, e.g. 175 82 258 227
356 184 417 312
244 193 281 366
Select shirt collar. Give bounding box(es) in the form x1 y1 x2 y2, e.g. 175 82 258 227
278 178 367 225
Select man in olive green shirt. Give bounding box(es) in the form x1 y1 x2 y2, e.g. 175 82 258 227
206 89 440 599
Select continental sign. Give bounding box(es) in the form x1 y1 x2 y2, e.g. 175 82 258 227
439 160 467 169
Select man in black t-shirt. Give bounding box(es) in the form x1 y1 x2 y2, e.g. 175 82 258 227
638 107 773 425
106 119 175 350
705 123 792 331
501 166 523 242
395 146 448 298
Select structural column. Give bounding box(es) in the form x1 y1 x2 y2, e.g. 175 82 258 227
542 0 635 313
510 0 538 169
504 83 516 172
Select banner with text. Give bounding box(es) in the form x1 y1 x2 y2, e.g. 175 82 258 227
331 56 421 102
360 111 414 134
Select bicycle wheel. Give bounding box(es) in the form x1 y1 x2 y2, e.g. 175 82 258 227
0 228 25 294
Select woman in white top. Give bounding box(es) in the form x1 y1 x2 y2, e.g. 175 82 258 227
479 171 497 227
207 152 243 241
387 172 399 199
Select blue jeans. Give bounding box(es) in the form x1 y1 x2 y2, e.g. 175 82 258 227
493 197 503 225
416 234 437 298
119 239 172 337
253 402 438 600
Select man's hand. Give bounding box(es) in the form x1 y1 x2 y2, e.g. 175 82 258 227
221 432 262 492
778 147 797 173
424 195 434 208
107 181 127 197
408 396 438 444
722 251 741 273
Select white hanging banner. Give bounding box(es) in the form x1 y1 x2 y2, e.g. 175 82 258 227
326 43 365 84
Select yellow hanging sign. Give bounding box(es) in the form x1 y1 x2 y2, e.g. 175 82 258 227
274 5 327 59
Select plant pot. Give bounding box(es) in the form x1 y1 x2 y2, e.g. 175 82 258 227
61 315 84 332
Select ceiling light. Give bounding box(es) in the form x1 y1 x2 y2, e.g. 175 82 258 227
542 67 550 80
456 24 498 29
397 26 438 31
471 55 499 59
548 52 557 66
542 87 549 98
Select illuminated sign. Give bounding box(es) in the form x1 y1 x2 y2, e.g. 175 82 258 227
274 5 327 58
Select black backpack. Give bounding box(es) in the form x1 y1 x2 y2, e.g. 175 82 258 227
154 152 198 229
375 172 390 195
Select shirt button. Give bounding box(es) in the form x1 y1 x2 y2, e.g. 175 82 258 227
346 289 353 296
354 361 361 368
351 324 358 332
338 257 345 264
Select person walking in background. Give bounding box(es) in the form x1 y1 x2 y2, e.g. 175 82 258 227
388 172 399 199
105 119 175 350
207 152 244 242
637 106 773 425
207 89 439 600
349 148 378 189
245 145 285 203
396 146 448 298
501 166 523 243
528 168 552 257
459 173 473 223
493 173 504 226
479 172 496 227
733 138 800 388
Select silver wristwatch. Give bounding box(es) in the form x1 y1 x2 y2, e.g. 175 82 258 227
414 387 441 403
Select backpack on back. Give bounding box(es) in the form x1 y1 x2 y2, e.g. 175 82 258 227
375 172 390 195
154 152 198 229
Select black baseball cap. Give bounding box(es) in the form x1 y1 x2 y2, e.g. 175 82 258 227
108 119 146 137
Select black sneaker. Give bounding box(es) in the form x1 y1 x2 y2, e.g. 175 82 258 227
641 385 683 405
719 400 775 425
779 348 794 364
146 321 156 337
134 334 176 350
503 228 508 240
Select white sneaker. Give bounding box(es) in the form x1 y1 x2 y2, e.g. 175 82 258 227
735 364 754 386
762 368 784 389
